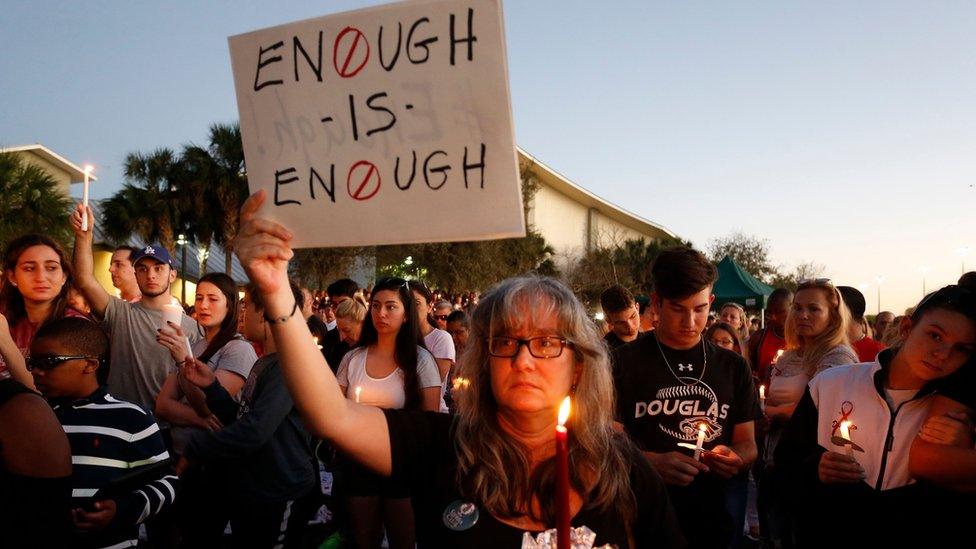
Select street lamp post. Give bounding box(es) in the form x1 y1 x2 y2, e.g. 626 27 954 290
875 275 884 314
177 234 188 304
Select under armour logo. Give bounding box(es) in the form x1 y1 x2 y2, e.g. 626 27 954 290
677 364 693 372
144 246 155 254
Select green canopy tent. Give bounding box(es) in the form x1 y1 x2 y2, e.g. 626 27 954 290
712 256 775 327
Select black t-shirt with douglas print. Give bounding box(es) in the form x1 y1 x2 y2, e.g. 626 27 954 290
612 331 758 547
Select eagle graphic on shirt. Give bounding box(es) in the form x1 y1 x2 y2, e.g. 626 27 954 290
633 379 729 443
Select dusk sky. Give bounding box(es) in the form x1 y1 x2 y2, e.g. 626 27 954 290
3 1 974 314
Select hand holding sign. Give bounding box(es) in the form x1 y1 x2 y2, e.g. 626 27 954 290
228 0 524 248
235 190 294 298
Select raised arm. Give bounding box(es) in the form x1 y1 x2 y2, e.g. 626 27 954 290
235 191 393 476
69 203 111 317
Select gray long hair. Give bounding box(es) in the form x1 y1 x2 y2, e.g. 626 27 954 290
453 276 636 525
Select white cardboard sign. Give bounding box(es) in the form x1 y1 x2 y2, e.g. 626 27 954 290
228 0 525 248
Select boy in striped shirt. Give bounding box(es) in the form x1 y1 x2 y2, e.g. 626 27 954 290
29 317 178 548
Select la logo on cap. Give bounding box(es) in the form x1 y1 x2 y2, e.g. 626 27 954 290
144 246 155 254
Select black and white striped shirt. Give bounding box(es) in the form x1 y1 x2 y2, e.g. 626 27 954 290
53 387 178 549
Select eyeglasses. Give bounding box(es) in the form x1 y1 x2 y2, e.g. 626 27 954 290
486 336 572 359
26 354 99 372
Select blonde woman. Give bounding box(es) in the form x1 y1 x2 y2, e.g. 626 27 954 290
328 294 368 370
719 302 750 343
232 191 684 548
762 279 856 546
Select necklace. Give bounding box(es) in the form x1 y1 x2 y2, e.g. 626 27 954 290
654 334 708 386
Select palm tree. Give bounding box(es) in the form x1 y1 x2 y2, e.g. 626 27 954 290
202 124 248 275
101 148 183 252
103 124 248 276
179 144 220 274
0 152 74 251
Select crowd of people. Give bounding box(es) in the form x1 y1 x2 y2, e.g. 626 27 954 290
0 192 973 548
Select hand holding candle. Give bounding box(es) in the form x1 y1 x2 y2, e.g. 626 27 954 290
839 420 854 458
81 165 93 231
556 396 571 549
160 303 194 360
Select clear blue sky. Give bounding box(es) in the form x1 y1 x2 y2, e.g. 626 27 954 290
3 1 974 313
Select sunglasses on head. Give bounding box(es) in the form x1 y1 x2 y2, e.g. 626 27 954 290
26 354 99 372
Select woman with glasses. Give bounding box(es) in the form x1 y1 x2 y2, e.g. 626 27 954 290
762 279 856 546
335 276 441 549
410 282 457 413
707 321 748 358
432 300 453 331
231 191 683 548
0 234 88 389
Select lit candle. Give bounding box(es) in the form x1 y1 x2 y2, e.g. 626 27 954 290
839 420 854 458
81 164 93 231
314 336 322 350
451 376 469 391
759 385 766 412
354 386 362 404
693 423 707 461
556 396 571 549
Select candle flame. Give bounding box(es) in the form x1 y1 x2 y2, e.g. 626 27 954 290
759 385 766 399
698 422 707 434
839 420 852 440
557 396 571 427
775 349 784 359
451 376 470 391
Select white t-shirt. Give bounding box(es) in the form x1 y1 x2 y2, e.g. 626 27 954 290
337 346 441 409
424 328 456 413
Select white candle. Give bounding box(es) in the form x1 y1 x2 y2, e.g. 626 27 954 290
161 303 194 360
759 385 766 412
354 386 362 404
839 420 854 458
81 165 93 231
693 423 707 461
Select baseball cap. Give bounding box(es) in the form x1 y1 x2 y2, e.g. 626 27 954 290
132 244 174 268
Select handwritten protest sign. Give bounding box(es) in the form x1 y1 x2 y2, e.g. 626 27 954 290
228 0 524 248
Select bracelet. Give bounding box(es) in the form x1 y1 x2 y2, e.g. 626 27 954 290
263 299 299 324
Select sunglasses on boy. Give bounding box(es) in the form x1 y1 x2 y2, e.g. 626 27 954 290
26 354 101 372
